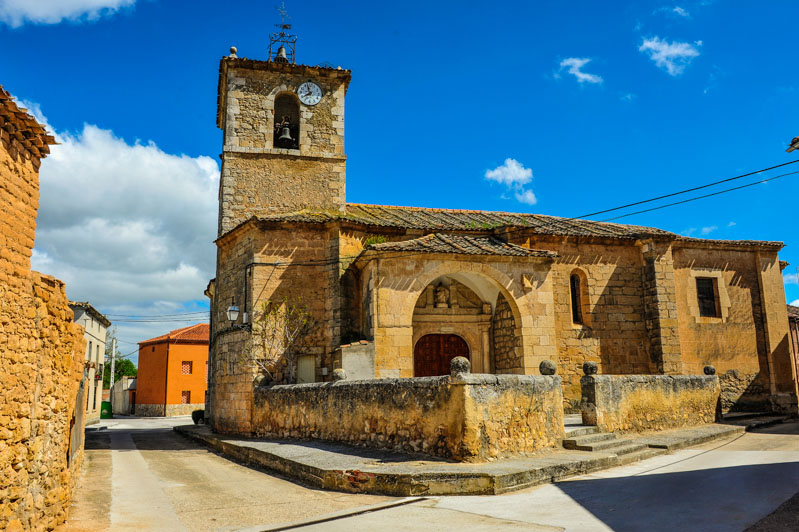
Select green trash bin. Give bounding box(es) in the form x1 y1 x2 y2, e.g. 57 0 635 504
100 401 112 419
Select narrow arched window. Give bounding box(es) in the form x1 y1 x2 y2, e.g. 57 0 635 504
570 274 583 324
273 93 300 149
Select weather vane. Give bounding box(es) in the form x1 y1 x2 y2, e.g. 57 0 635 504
268 2 297 63
276 2 291 29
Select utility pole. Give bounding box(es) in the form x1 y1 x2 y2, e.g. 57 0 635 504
109 337 117 408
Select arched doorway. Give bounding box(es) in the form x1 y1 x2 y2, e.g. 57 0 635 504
414 334 470 377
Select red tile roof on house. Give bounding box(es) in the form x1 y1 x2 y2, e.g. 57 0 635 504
138 323 210 347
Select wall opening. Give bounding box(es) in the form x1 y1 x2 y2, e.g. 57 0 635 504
273 93 300 149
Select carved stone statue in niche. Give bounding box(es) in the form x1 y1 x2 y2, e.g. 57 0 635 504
434 284 449 308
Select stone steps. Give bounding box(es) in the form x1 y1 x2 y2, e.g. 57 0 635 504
563 425 600 438
563 431 648 456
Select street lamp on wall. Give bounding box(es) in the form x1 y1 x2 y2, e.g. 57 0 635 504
226 298 240 323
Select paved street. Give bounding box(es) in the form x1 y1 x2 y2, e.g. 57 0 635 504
60 418 799 532
58 417 388 532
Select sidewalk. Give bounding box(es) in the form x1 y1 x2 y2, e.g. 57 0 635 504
175 422 746 496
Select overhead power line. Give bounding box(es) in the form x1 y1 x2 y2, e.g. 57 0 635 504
601 169 799 222
574 159 799 220
106 311 209 318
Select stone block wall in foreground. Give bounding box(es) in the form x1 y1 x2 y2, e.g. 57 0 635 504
581 374 719 433
251 373 565 462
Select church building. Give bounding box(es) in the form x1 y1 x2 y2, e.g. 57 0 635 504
205 38 798 435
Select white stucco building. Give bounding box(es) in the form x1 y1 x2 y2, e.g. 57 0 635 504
69 301 111 424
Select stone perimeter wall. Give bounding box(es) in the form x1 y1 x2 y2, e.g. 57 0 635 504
581 374 719 433
1 122 87 531
252 374 564 462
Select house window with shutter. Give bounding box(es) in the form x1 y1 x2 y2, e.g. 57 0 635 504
181 391 191 404
181 361 192 375
696 278 719 318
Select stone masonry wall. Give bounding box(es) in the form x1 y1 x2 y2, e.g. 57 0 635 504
673 245 771 412
532 236 653 411
1 110 87 531
581 374 719 433
218 63 349 235
210 222 340 434
252 374 564 462
491 294 517 373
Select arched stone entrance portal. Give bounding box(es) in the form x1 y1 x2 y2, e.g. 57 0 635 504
414 334 470 376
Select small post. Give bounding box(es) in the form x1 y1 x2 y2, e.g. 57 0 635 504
108 337 117 411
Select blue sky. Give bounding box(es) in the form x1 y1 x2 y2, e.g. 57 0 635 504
2 0 798 360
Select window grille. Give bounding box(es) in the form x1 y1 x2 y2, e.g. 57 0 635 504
181 361 193 375
181 391 191 404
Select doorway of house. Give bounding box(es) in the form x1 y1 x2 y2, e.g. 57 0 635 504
413 334 470 377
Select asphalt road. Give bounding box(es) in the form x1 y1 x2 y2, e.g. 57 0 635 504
58 417 799 532
58 416 388 532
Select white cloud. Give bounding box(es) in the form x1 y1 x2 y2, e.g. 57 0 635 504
514 189 537 205
485 158 537 206
784 273 799 285
27 104 218 346
639 37 701 76
672 6 690 17
654 6 691 18
727 221 736 227
790 299 799 307
681 227 697 237
0 0 135 27
700 225 717 235
557 58 603 84
620 93 637 102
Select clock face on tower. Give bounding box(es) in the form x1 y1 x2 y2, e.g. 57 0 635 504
297 82 322 106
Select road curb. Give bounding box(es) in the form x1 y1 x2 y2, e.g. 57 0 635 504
174 422 747 496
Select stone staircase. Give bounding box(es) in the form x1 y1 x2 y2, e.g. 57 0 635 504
562 414 665 464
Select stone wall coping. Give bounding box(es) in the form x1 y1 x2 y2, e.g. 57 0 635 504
257 373 561 392
581 374 718 384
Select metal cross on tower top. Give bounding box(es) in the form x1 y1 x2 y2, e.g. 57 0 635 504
268 2 297 64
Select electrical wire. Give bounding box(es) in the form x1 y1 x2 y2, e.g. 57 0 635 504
601 169 799 222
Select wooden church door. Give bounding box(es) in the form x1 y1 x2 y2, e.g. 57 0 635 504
414 334 470 377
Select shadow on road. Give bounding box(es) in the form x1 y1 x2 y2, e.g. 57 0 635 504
557 461 799 532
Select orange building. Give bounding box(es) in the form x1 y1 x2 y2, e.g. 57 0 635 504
135 323 209 417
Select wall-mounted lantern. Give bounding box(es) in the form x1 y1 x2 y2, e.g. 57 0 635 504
226 298 240 323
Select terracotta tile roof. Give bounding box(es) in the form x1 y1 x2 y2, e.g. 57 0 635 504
0 85 56 159
232 204 782 249
674 236 784 249
788 305 799 319
139 323 210 347
366 233 558 258
246 203 675 240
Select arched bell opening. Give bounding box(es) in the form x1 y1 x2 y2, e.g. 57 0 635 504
273 93 300 149
411 274 494 376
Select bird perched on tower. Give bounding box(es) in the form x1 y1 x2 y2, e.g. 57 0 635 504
788 136 799 152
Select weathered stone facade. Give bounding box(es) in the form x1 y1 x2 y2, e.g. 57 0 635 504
1 87 87 532
206 54 798 437
580 374 720 433
252 372 564 462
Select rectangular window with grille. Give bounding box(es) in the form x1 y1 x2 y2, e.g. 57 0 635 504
181 391 191 404
181 361 192 375
696 278 719 317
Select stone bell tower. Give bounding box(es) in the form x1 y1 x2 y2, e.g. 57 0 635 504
215 24 351 236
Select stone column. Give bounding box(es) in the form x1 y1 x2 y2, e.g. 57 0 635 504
640 240 683 375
